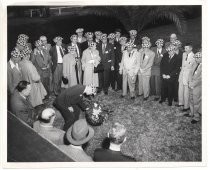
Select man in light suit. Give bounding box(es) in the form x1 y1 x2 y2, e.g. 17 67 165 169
184 52 202 124
7 48 22 96
119 42 139 99
97 34 115 95
33 108 65 145
49 36 67 96
138 40 155 100
177 43 195 111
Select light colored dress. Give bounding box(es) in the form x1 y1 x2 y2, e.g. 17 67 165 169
81 49 100 87
62 53 78 88
19 59 47 107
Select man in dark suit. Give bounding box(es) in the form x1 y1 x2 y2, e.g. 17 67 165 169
81 32 94 53
10 81 36 127
97 34 115 94
128 29 140 50
94 31 102 46
159 44 181 106
53 85 96 131
49 36 67 96
94 122 136 162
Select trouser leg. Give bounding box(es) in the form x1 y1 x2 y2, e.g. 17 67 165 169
138 74 143 95
53 64 63 95
103 69 111 92
122 74 128 96
178 81 184 105
128 75 136 97
183 85 190 109
143 75 150 98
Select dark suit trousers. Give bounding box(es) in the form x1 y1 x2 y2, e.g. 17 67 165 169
53 64 63 95
98 69 111 92
53 102 80 131
110 70 116 89
161 79 176 104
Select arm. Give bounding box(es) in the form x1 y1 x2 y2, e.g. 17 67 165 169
81 51 86 71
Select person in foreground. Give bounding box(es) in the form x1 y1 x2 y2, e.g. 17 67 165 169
58 119 94 162
10 81 36 126
93 122 136 162
33 108 65 145
53 84 96 131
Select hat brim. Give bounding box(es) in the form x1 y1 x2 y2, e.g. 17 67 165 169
67 126 94 146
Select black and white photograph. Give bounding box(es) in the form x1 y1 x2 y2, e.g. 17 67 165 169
0 0 209 168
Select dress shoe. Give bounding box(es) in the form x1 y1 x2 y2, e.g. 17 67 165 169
97 90 102 94
137 94 143 97
191 119 199 124
104 91 108 95
175 104 184 107
182 108 190 112
143 97 148 101
183 113 191 117
131 97 135 100
159 100 165 104
168 103 172 106
154 97 160 101
120 95 125 98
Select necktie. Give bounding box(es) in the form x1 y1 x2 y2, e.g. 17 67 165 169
193 64 200 75
40 50 44 59
185 54 189 61
102 44 106 54
59 47 64 57
143 53 145 60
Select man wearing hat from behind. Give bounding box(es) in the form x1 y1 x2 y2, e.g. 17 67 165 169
58 119 94 162
33 108 65 145
53 84 96 131
49 36 67 96
76 28 86 44
94 122 135 162
97 33 115 94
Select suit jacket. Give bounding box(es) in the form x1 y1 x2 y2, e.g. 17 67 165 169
178 51 195 85
7 61 23 95
54 85 87 110
80 41 89 53
138 49 155 76
94 148 136 162
189 63 202 89
49 44 67 73
97 42 115 70
151 47 167 76
128 38 140 50
59 145 93 162
114 41 122 68
31 49 51 77
160 53 181 81
33 121 65 145
10 91 35 126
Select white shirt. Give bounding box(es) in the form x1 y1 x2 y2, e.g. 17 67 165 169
56 45 64 63
9 59 20 71
157 48 162 55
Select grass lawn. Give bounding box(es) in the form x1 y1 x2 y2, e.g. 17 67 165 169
44 88 201 162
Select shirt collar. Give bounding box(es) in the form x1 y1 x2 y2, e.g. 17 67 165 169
70 144 83 150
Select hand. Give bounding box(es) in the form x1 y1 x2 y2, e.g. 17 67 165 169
68 107 74 112
162 74 166 79
111 66 114 71
85 107 90 111
119 70 122 75
167 75 171 79
88 60 94 64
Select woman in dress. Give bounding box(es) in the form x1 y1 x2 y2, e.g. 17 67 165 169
82 42 100 87
62 46 78 88
19 45 47 107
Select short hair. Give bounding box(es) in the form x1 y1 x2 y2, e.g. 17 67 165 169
16 81 30 92
108 122 126 144
184 43 193 49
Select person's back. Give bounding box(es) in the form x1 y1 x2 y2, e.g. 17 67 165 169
59 144 93 162
94 148 135 162
94 122 136 162
33 121 65 145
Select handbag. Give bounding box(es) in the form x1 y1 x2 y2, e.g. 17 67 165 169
94 62 104 73
62 76 68 85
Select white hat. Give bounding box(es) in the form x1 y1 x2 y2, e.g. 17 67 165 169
76 28 84 33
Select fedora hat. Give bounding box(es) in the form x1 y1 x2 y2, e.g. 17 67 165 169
66 119 94 145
